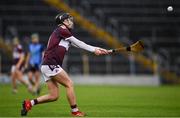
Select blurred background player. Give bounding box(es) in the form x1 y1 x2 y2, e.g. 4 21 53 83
11 37 32 94
21 13 109 117
25 33 44 95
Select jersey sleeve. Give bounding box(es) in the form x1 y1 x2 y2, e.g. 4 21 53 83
66 36 96 52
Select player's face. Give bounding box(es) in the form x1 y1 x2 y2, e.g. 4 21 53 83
13 38 19 46
64 17 74 29
13 40 19 46
32 38 39 44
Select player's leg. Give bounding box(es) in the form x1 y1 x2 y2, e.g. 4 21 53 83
12 72 18 93
34 70 41 94
28 71 35 86
53 70 76 105
15 69 34 94
53 69 85 117
21 79 59 116
35 79 59 103
11 66 18 93
16 69 29 87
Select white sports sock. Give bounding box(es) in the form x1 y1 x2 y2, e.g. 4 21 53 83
72 108 79 112
30 100 35 106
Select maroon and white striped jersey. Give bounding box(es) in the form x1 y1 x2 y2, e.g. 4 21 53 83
12 44 24 65
42 27 72 66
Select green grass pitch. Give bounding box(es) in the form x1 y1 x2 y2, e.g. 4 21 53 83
0 84 180 117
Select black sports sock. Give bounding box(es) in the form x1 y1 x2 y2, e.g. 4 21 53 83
71 104 79 112
33 99 38 105
71 104 77 109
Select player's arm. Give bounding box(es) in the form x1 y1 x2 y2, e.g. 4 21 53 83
67 36 109 55
16 53 25 69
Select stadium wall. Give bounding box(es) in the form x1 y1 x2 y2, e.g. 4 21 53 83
0 74 160 86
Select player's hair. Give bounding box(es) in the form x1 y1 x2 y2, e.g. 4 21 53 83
55 13 72 25
31 33 39 39
13 37 19 45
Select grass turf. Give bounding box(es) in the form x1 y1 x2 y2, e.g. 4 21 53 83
0 84 180 117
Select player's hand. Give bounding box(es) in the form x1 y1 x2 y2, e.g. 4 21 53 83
94 48 109 55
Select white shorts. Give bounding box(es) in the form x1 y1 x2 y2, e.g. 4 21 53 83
11 65 24 73
41 65 63 82
11 65 16 73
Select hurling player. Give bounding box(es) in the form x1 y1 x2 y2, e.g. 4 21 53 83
21 13 109 117
11 37 32 94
